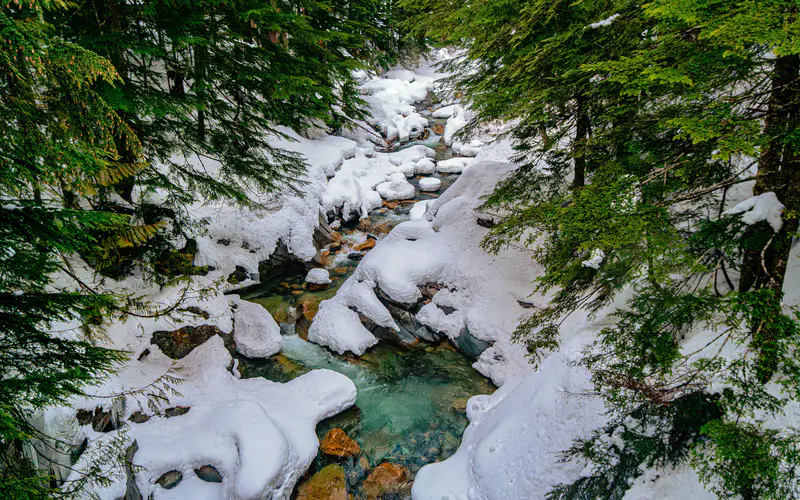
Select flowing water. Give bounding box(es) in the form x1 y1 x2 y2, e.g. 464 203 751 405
237 113 494 496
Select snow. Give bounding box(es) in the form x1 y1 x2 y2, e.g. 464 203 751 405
581 248 606 269
230 296 283 359
443 105 475 146
414 158 437 174
432 105 457 119
409 200 431 220
376 172 416 200
305 268 331 285
452 139 484 157
419 177 442 192
724 191 785 232
587 13 621 29
437 157 475 174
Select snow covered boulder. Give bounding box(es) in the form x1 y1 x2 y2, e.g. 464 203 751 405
398 161 417 178
452 139 483 157
415 158 436 175
432 105 456 119
436 157 474 174
409 200 431 221
305 268 332 285
419 177 441 192
230 296 282 359
444 106 475 146
376 172 416 201
385 68 416 82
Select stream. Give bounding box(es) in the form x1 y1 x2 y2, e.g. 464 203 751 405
236 113 493 498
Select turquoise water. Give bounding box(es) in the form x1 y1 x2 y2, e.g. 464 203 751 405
237 335 494 485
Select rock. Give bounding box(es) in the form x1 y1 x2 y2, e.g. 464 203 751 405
476 217 497 228
398 161 417 178
320 428 361 458
450 327 492 358
333 267 349 275
164 406 190 418
257 240 309 285
419 177 441 192
194 465 223 483
128 412 150 424
296 315 312 341
361 463 411 499
436 157 473 174
227 265 249 284
452 398 468 411
121 441 143 500
76 407 115 433
313 213 336 255
348 252 365 261
431 122 445 135
155 470 183 489
353 238 376 252
152 325 232 360
295 464 347 500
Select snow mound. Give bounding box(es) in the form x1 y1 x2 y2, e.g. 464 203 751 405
376 172 416 200
437 157 475 174
419 177 441 192
230 296 283 358
305 268 331 285
444 105 475 146
414 158 436 175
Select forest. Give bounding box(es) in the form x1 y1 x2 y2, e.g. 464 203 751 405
1 1 799 499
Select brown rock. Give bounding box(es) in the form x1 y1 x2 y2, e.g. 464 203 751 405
291 290 303 295
296 316 311 341
432 123 445 135
383 201 399 210
333 267 349 275
307 282 330 292
361 463 411 499
353 239 376 252
295 464 347 500
320 428 361 458
452 398 468 411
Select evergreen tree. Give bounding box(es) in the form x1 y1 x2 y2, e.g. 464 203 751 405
404 0 800 497
0 1 149 495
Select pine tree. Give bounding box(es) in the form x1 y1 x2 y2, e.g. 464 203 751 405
0 1 146 495
404 0 800 497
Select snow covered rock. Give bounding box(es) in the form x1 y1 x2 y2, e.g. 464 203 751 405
230 296 283 359
419 177 441 192
305 268 332 285
432 105 456 119
452 139 483 157
436 157 474 174
444 105 475 146
409 200 430 221
376 172 416 201
399 161 417 178
414 158 436 175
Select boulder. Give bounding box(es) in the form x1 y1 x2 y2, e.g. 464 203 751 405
155 470 182 490
414 158 436 175
419 177 441 192
361 463 411 499
353 238 376 252
320 428 361 458
295 464 347 500
194 465 223 483
376 173 416 201
151 325 234 360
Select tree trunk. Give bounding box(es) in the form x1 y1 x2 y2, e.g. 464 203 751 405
572 95 589 190
739 54 800 382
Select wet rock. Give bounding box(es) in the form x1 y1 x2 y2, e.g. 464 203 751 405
450 327 492 358
452 398 468 411
164 406 190 418
217 238 230 246
296 315 312 341
156 470 183 489
151 325 233 360
431 123 445 135
320 428 361 458
358 314 418 347
257 240 309 284
420 283 444 300
517 300 536 309
194 465 222 483
353 238 376 252
295 464 347 500
361 463 411 499
348 252 365 261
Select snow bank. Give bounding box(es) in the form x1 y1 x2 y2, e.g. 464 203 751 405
193 127 359 280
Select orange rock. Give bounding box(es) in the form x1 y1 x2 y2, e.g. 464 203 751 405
383 201 399 210
320 428 361 458
295 464 347 500
333 267 349 275
291 290 303 295
353 239 376 252
431 123 445 135
298 298 321 321
361 463 411 499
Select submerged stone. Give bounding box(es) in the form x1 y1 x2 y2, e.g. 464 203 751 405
320 428 361 458
362 463 411 499
295 464 347 500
